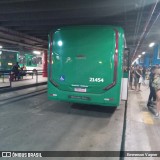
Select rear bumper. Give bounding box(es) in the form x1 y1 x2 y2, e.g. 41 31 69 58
48 83 120 107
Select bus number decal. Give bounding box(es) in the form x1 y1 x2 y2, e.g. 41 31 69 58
89 78 104 82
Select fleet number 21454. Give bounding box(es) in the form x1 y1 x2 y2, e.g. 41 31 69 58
89 78 104 82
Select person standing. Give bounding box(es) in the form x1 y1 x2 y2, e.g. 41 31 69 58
134 65 142 92
147 66 156 107
129 66 134 90
142 66 146 85
152 68 160 118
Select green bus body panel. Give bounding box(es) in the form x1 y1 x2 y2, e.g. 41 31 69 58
48 26 124 106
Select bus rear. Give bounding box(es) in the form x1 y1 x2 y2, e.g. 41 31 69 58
48 26 124 106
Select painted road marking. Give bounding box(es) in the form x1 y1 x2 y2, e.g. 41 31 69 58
142 112 154 125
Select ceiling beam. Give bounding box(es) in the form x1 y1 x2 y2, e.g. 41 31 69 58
0 0 39 4
0 0 154 18
1 17 144 27
0 8 153 22
0 38 47 50
0 27 47 44
11 26 53 31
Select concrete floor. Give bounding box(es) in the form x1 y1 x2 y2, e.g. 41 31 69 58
0 85 125 160
1 84 160 160
125 85 160 160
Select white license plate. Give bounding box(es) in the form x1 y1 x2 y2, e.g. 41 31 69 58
74 88 86 92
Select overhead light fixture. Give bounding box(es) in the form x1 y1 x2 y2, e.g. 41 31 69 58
138 55 141 58
142 52 145 55
132 58 139 65
132 60 135 65
33 51 41 54
0 45 3 49
149 42 155 47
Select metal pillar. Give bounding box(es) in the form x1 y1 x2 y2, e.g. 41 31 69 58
42 51 48 77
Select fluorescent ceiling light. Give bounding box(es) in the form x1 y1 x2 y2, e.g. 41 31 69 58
132 60 136 64
138 55 141 58
149 42 155 47
33 51 41 54
135 58 139 61
132 58 138 65
0 45 3 49
142 52 145 55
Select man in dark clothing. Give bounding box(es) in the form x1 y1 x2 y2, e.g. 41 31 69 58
147 66 156 107
129 67 134 90
142 66 146 85
12 62 20 80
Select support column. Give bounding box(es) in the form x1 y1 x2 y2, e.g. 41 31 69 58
42 51 47 77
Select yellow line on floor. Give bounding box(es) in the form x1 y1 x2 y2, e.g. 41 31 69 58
142 112 154 125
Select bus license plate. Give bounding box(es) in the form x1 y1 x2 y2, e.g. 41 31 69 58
74 88 86 92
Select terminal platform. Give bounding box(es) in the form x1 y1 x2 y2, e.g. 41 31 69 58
0 75 47 91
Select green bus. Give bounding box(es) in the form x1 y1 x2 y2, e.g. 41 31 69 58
0 50 41 71
0 50 19 70
48 26 126 106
